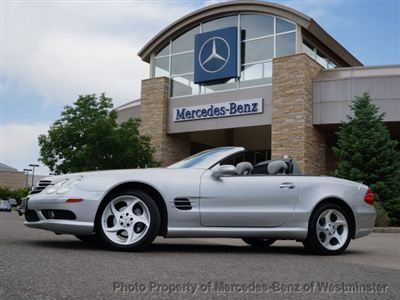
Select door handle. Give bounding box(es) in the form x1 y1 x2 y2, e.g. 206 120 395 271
279 182 296 189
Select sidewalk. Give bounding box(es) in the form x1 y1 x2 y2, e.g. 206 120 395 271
373 227 400 233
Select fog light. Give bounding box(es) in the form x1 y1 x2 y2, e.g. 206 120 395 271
48 210 55 219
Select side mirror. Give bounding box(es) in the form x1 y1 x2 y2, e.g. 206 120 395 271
212 165 236 179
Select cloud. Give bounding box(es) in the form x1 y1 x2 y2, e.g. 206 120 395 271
2 1 196 107
1 122 50 175
1 1 201 173
279 0 345 26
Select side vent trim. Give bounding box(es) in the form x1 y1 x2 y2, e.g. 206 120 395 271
174 198 192 211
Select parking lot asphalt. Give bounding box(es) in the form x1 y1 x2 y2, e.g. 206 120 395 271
1 212 399 299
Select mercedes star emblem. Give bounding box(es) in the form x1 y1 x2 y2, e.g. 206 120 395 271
199 37 230 73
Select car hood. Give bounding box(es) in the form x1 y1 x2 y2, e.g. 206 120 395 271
41 168 207 193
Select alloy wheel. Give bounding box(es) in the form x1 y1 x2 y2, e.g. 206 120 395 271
316 209 348 251
101 195 151 245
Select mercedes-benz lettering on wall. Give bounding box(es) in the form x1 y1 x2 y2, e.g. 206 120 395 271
194 27 238 83
174 99 263 122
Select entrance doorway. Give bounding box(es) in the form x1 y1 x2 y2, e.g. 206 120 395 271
189 125 271 165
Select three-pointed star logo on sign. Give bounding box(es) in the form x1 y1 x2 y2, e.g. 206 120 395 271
199 37 230 73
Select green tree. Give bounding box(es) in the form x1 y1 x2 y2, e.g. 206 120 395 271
333 93 400 223
38 94 158 174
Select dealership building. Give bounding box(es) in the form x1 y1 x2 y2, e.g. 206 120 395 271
116 0 400 175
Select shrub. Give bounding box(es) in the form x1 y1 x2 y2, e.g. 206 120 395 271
383 196 400 226
374 201 390 227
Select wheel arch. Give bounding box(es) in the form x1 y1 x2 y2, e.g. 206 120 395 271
95 182 168 236
310 197 356 239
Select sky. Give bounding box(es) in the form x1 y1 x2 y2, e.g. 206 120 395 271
1 0 399 175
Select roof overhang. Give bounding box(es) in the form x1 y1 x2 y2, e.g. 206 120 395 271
138 0 362 67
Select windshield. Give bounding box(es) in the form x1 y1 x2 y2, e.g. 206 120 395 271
168 147 241 169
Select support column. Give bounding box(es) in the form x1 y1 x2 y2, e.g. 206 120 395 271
271 53 326 175
140 77 190 166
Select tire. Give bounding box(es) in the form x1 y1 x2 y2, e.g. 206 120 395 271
242 238 276 248
75 233 98 242
96 189 160 251
303 203 353 255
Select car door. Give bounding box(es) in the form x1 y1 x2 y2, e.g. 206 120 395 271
199 169 299 227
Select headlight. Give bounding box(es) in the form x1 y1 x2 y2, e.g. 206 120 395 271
46 178 82 194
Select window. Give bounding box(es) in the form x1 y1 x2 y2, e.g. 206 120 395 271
303 41 315 59
302 39 340 69
240 62 272 88
242 36 274 64
171 74 199 97
171 26 199 54
202 15 238 32
316 50 328 69
154 57 169 77
152 14 298 97
276 17 295 33
156 44 169 57
327 60 337 69
171 52 194 76
276 32 296 57
240 14 274 40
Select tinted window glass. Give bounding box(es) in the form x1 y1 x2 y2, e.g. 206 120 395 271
171 26 199 54
154 57 169 77
240 63 272 88
156 44 169 57
202 15 238 32
276 32 296 57
171 74 199 97
316 50 328 68
276 17 295 33
240 14 274 40
242 36 273 64
263 61 272 78
303 41 315 59
171 52 194 75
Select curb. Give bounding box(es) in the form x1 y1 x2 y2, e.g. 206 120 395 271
373 227 400 233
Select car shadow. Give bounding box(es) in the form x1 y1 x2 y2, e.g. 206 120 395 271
20 239 363 256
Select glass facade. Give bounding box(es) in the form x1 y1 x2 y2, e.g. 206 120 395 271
153 14 298 97
302 39 338 69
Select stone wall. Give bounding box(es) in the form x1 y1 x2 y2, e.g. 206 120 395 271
0 171 26 190
140 77 190 166
271 53 326 175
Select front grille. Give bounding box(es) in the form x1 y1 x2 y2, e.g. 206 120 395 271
30 180 51 194
41 209 76 220
25 210 39 222
174 198 192 210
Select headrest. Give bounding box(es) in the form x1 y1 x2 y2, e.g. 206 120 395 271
236 162 254 175
267 160 288 175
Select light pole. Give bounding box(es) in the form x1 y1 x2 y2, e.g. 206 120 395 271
23 168 32 188
28 164 39 187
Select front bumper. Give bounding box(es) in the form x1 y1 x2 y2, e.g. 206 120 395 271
25 219 94 235
24 190 103 235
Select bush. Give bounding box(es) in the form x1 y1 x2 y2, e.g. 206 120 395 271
0 186 30 204
374 201 390 227
383 196 400 226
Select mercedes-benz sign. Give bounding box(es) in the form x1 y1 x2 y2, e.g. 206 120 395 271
194 27 238 83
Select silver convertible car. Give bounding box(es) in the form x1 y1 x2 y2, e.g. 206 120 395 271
24 147 375 255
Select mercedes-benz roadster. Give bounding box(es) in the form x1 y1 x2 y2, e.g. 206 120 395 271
24 147 375 255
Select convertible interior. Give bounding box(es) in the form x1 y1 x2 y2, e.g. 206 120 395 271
221 152 302 176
